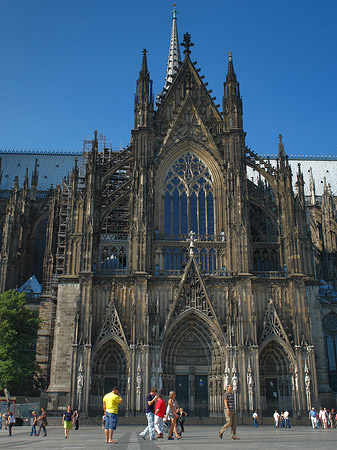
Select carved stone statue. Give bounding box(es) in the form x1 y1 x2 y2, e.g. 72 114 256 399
136 364 142 411
305 369 311 391
77 364 84 393
223 358 230 390
247 365 254 412
151 371 157 389
232 372 238 392
136 366 142 392
127 374 131 391
247 368 254 392
304 361 312 410
295 366 299 392
224 371 230 391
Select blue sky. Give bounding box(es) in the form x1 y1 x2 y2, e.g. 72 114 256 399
0 0 336 157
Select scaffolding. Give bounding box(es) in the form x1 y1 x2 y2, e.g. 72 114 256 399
54 178 71 276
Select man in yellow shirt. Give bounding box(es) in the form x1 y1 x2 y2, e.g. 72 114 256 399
103 386 123 444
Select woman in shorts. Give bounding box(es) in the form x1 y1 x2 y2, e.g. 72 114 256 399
167 391 181 440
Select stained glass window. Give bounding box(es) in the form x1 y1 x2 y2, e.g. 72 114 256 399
164 152 214 236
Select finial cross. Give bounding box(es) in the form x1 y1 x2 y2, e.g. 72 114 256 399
172 3 178 19
181 32 194 55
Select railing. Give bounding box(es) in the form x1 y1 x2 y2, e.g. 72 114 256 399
155 233 226 242
94 268 130 276
100 233 129 242
150 269 233 277
251 271 286 278
251 235 279 243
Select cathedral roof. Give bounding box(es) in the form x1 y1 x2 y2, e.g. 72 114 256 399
0 150 82 191
1 151 336 197
247 157 337 197
16 275 42 298
1 150 337 197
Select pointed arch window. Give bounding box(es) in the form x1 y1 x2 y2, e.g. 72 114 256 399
163 152 215 236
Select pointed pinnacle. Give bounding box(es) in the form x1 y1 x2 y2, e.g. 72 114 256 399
165 6 181 88
181 32 194 55
141 49 148 74
227 51 236 81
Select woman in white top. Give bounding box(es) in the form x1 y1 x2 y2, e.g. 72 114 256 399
167 391 181 440
7 412 16 436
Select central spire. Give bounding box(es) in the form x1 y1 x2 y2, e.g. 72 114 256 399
165 3 181 88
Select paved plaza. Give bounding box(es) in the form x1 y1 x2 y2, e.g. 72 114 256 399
0 425 336 450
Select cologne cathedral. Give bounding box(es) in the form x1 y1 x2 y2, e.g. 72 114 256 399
1 7 337 418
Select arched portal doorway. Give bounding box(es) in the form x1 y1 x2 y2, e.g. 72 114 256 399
90 338 129 415
162 311 224 416
259 339 294 416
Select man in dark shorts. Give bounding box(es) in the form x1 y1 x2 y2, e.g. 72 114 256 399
219 384 239 440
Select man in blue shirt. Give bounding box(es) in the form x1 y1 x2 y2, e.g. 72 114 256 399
140 388 158 441
309 407 318 429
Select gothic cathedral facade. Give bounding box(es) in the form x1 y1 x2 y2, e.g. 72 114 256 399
1 10 337 417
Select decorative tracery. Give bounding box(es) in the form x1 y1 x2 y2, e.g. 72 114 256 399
163 152 214 236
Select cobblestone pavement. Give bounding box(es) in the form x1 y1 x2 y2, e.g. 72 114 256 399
0 425 336 449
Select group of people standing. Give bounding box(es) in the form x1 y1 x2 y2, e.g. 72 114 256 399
139 388 187 441
309 407 336 429
273 410 291 428
101 386 188 444
1 407 48 437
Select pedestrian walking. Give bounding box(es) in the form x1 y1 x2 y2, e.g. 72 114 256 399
309 407 317 429
331 409 336 428
5 410 10 430
252 410 258 428
178 407 187 435
219 384 239 440
154 392 166 439
7 412 15 436
37 407 48 436
319 407 327 429
283 410 291 428
30 411 38 436
62 405 74 439
74 410 80 430
167 391 181 440
140 388 158 441
273 410 280 428
102 386 123 444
